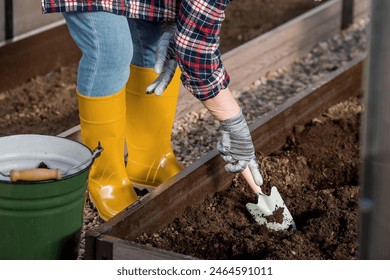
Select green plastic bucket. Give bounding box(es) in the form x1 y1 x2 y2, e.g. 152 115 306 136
0 134 95 260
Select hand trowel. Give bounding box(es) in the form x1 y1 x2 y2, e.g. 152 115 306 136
242 167 296 231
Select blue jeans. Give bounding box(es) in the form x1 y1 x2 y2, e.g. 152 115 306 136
63 12 162 96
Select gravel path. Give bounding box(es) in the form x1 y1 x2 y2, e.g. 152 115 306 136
78 17 368 260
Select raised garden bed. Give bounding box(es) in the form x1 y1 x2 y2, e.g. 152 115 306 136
85 55 364 260
134 96 361 260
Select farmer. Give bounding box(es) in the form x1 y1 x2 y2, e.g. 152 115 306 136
41 0 263 221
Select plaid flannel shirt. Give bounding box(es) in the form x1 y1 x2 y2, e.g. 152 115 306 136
42 0 231 100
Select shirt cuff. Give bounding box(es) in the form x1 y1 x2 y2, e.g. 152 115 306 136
180 64 230 101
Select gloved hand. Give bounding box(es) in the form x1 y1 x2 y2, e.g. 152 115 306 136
217 111 263 186
146 21 178 96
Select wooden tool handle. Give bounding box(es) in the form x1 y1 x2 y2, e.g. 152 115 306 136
241 166 263 194
10 169 62 182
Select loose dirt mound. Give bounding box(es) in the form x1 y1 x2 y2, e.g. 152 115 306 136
135 97 361 260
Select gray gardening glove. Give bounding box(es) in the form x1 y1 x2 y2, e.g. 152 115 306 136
217 111 263 186
146 21 177 96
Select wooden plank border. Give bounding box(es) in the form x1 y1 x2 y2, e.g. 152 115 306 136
354 0 371 20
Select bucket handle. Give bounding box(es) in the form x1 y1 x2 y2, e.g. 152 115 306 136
1 143 103 182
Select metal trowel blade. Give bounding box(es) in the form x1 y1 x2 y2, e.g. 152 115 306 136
246 186 296 231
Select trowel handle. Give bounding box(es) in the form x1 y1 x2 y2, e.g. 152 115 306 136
241 166 263 194
10 169 62 182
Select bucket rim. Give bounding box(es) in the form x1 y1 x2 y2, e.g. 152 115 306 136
0 134 93 185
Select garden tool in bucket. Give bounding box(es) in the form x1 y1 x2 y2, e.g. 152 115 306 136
0 134 101 260
242 167 296 231
0 143 102 182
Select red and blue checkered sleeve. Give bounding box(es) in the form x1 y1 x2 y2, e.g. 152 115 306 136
174 0 231 101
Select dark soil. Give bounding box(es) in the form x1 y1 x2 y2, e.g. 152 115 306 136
135 97 362 260
221 0 324 52
0 0 320 137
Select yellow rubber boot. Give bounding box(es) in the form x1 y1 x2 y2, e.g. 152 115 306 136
125 65 182 188
77 88 138 221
